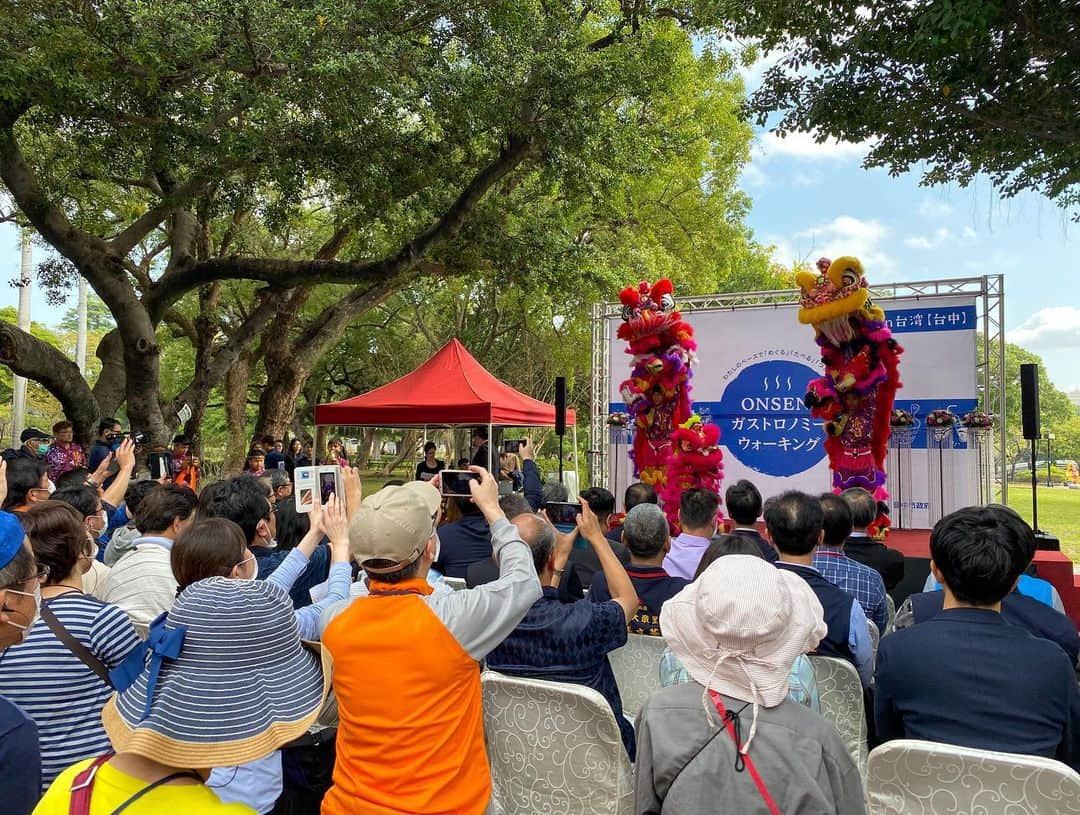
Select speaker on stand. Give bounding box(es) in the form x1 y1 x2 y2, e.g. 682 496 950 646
1019 363 1059 548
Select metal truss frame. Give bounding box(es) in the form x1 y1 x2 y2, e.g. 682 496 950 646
589 276 1006 501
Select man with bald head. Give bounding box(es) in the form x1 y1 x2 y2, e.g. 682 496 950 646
486 500 640 759
465 508 584 600
588 503 687 636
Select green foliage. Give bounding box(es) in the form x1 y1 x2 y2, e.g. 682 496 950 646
991 340 1078 470
0 306 64 428
721 1 1080 217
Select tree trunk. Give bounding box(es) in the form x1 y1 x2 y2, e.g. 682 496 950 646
91 329 126 418
254 361 311 443
223 351 253 475
379 430 421 476
353 428 377 470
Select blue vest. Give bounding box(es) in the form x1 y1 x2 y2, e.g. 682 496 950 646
776 562 855 664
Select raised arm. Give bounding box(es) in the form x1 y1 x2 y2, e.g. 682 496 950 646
432 468 542 660
577 500 637 624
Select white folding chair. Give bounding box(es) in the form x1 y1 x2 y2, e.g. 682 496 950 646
607 633 668 718
481 671 633 815
885 594 896 626
808 655 868 777
866 739 1080 815
442 576 466 591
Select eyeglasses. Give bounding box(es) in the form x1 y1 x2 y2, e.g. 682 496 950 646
1 564 48 591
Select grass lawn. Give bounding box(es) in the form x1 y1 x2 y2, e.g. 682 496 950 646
1003 483 1080 568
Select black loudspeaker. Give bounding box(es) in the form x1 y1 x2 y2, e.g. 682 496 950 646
554 377 567 436
1020 363 1040 441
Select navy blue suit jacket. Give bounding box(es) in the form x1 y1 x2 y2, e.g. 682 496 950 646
874 607 1080 769
433 514 491 578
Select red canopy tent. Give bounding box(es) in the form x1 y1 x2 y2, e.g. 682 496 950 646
314 338 576 428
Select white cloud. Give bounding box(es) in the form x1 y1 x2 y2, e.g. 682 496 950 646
770 215 893 273
903 228 953 250
961 226 977 240
740 162 769 188
1009 307 1080 349
918 199 954 218
792 170 824 188
754 130 874 163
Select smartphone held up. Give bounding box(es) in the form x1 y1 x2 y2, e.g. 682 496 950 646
295 465 344 513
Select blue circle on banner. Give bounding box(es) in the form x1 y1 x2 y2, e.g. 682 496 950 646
716 360 826 477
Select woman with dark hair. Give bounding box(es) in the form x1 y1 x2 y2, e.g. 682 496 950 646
325 438 348 468
49 486 112 598
44 421 85 483
415 441 445 482
274 497 311 552
693 534 766 578
0 502 140 789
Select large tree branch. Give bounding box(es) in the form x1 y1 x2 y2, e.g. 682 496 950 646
0 322 99 443
0 114 107 266
169 289 279 416
145 133 536 318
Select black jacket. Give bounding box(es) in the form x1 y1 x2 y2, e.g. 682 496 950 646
843 534 905 591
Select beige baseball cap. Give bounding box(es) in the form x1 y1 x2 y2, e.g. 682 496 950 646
349 481 442 574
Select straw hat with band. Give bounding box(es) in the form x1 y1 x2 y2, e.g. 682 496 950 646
349 481 442 575
660 555 826 755
102 577 330 768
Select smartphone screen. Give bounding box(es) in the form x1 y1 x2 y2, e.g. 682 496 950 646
319 471 337 504
441 470 480 497
502 439 522 454
545 501 581 526
149 452 169 480
277 460 286 470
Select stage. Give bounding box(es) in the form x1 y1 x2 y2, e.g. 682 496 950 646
885 528 1080 628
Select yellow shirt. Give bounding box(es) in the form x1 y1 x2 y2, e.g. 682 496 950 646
34 759 255 815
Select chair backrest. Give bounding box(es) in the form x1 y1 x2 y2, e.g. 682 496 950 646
866 739 1080 815
443 576 467 591
807 655 868 777
481 671 633 815
867 618 880 669
885 593 896 625
607 633 669 718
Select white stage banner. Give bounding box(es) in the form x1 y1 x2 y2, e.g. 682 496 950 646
607 295 978 527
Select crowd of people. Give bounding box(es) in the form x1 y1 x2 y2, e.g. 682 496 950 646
0 423 1077 815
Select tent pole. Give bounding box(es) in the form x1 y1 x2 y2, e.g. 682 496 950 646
487 422 493 473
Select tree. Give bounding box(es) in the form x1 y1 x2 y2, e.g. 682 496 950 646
0 1 773 443
0 305 68 437
722 1 1080 217
991 340 1077 477
250 35 776 439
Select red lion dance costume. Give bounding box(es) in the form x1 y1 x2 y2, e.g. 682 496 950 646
796 256 903 537
617 280 723 531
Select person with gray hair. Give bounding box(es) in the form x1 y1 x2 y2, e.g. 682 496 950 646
589 503 688 637
839 487 905 590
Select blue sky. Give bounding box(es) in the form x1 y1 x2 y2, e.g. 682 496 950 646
1 57 1077 393
739 129 1079 393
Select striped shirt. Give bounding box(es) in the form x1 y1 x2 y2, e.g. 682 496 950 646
0 592 141 788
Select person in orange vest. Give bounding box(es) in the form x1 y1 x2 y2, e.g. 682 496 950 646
321 468 541 815
169 435 199 491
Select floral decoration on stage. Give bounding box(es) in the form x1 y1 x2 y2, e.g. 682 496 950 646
925 409 957 428
960 409 994 429
796 256 904 538
889 409 915 427
617 279 723 531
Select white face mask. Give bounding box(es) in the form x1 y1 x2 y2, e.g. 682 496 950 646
432 532 441 563
4 583 42 633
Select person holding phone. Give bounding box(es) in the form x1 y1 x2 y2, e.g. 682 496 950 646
432 469 493 579
415 442 445 482
486 499 640 760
